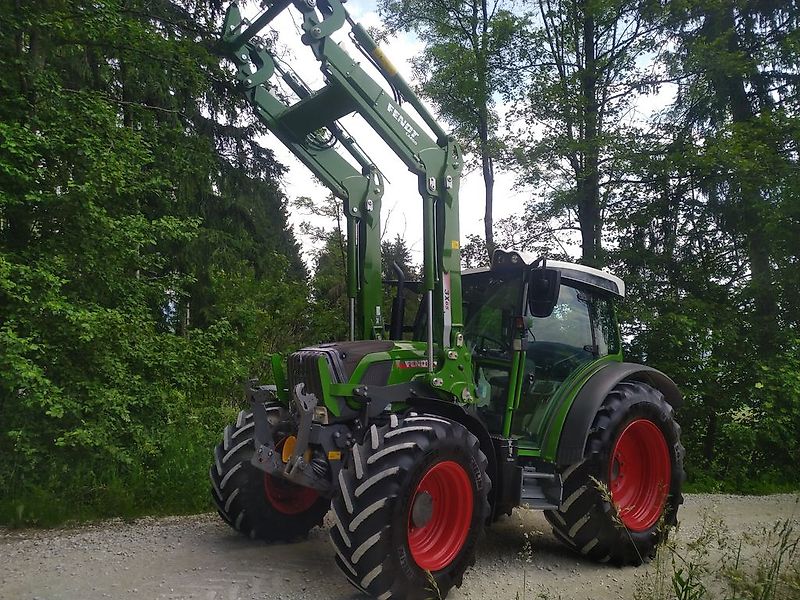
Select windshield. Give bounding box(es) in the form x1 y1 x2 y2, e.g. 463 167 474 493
462 271 523 357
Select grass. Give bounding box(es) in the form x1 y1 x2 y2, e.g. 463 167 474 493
635 503 800 600
424 569 442 599
515 533 564 600
513 477 798 600
516 512 799 600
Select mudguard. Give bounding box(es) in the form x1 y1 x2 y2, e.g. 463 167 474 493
555 362 682 466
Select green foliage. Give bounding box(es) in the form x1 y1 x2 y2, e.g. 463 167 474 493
296 194 350 343
1 0 798 529
298 198 424 343
0 0 313 525
379 0 528 257
609 0 800 489
380 0 524 155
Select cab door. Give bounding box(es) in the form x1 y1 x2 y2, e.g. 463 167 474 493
511 283 620 447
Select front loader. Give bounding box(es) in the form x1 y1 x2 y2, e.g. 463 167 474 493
209 2 685 598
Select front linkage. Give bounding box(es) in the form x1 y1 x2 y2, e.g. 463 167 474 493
248 374 402 498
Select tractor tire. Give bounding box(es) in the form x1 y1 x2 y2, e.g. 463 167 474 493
545 381 685 565
330 413 491 600
209 406 329 542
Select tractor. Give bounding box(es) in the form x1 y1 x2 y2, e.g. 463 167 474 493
209 2 685 598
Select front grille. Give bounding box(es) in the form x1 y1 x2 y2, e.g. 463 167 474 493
287 349 337 401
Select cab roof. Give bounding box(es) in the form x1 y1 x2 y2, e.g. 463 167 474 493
462 249 625 297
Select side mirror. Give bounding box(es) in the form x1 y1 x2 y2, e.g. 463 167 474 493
528 268 561 318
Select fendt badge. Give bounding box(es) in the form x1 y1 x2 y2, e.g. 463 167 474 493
387 103 420 145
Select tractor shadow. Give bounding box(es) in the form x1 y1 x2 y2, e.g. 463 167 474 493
198 509 603 600
479 507 592 566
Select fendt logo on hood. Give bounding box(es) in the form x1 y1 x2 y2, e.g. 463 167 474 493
387 103 420 145
396 359 428 369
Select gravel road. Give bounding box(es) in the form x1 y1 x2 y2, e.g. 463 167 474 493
2 494 797 600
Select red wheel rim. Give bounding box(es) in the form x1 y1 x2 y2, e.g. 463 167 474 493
407 460 474 571
263 473 319 515
262 437 319 515
609 419 671 532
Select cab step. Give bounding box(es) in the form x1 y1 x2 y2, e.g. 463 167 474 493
520 467 562 510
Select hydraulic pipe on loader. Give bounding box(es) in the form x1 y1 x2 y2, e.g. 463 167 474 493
344 14 449 145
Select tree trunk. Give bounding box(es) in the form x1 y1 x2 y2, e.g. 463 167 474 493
479 0 494 262
577 1 601 266
480 123 495 260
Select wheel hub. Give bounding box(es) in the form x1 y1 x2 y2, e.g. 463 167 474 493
263 474 319 515
411 491 434 528
263 436 320 515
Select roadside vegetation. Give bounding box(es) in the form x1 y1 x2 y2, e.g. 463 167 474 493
1 1 798 526
506 506 800 600
634 513 800 600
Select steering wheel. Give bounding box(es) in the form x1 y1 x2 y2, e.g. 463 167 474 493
475 334 509 356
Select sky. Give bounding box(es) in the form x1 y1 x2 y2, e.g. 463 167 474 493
239 0 525 264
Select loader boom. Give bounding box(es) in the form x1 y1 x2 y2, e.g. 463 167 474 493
220 0 467 380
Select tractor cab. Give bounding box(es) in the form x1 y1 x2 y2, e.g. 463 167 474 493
461 251 625 452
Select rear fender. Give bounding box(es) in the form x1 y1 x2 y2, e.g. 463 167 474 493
554 362 682 467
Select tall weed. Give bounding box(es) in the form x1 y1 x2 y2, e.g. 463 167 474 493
635 500 800 600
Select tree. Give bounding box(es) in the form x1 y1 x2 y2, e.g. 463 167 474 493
295 194 350 342
659 0 800 354
607 0 800 483
514 0 667 265
381 234 417 280
0 0 310 523
379 0 526 260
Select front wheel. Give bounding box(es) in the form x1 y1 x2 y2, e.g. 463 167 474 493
545 381 685 564
330 413 490 600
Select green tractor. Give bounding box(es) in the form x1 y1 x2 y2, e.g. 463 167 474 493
210 2 685 598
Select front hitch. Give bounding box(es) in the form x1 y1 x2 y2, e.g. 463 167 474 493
250 383 335 494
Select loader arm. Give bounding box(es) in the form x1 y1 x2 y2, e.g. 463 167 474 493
219 0 471 392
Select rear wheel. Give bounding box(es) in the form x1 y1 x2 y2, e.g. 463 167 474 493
330 413 490 600
210 407 329 541
545 381 685 564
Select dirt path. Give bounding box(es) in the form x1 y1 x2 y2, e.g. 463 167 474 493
1 494 797 600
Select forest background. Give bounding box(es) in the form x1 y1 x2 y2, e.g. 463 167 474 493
0 0 798 525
